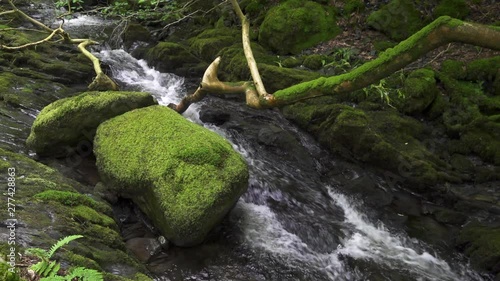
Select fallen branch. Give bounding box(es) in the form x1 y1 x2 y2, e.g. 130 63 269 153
1 0 118 91
171 8 500 112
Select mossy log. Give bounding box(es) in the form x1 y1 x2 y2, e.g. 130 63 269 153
171 2 500 113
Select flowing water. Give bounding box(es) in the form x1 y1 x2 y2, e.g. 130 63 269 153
96 49 491 281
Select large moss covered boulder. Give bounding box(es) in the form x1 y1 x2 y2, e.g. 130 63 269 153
26 91 157 157
258 0 340 54
94 105 249 246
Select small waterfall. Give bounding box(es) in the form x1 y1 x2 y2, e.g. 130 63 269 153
96 49 200 122
93 43 489 281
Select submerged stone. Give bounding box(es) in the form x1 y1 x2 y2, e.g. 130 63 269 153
26 91 157 157
94 105 249 246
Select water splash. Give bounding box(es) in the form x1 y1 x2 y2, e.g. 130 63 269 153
95 49 200 122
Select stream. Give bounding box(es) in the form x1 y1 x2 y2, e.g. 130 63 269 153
96 48 490 281
0 13 492 281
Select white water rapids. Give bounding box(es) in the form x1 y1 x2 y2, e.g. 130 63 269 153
96 49 488 281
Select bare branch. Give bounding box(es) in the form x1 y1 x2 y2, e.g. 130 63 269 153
0 10 16 16
1 28 61 50
229 0 270 99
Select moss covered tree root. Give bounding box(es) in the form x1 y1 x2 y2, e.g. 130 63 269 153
171 3 500 113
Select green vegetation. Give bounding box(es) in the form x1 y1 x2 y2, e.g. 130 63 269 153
258 0 340 54
27 235 104 281
102 0 183 23
26 91 157 156
434 0 469 19
457 223 500 272
366 0 423 41
94 106 249 246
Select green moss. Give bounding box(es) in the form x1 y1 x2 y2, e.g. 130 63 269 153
189 27 240 61
26 91 157 156
344 0 365 14
434 0 469 19
366 0 423 41
94 105 248 246
258 0 340 54
401 68 439 114
274 16 459 103
457 223 500 271
303 54 327 70
82 224 124 249
465 56 500 83
373 40 396 52
145 41 199 72
0 148 144 278
440 59 466 80
71 205 116 227
281 56 303 68
34 190 111 213
62 252 102 271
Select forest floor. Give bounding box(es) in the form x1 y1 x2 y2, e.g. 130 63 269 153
313 0 500 69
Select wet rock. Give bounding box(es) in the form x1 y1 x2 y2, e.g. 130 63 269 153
94 105 249 246
199 109 231 125
126 237 168 263
26 91 157 157
456 222 500 276
0 148 146 279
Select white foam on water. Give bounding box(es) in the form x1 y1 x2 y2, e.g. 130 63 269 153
95 49 200 122
328 187 485 281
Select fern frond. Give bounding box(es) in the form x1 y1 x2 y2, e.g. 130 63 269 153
42 260 60 277
31 260 50 276
26 247 49 259
39 276 66 281
67 267 104 281
47 235 84 259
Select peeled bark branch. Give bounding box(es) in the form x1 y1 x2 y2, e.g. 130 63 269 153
229 0 270 99
1 28 61 50
170 57 254 113
169 3 500 113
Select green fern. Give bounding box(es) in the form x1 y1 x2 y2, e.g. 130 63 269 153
47 235 84 259
27 235 103 280
65 267 103 281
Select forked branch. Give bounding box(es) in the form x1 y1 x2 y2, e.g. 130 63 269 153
170 4 500 113
1 0 118 91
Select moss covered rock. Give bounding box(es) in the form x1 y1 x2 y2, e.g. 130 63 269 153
258 0 340 54
366 0 423 41
145 41 200 73
457 223 500 275
401 69 439 114
26 91 157 157
433 0 469 20
283 101 453 188
0 148 146 280
188 27 240 61
94 105 248 246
